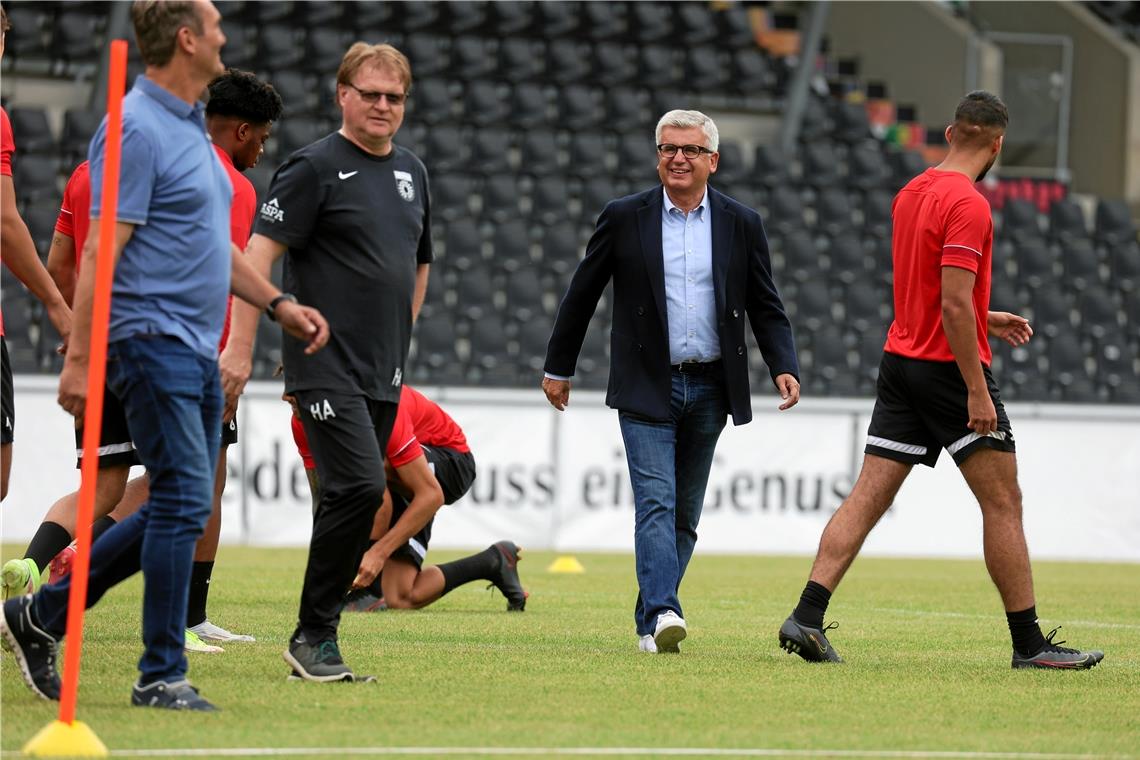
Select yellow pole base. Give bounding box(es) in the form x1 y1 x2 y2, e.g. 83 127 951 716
22 719 108 758
547 555 585 574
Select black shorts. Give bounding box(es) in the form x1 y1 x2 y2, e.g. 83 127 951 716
1 337 13 445
75 383 140 469
865 352 1016 468
389 446 476 569
76 386 238 468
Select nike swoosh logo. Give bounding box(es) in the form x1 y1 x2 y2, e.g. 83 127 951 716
338 171 358 180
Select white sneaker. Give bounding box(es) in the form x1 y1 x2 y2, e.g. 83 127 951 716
653 610 687 653
184 629 224 654
638 634 657 653
189 620 256 643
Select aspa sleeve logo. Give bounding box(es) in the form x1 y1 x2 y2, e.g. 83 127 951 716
260 197 285 223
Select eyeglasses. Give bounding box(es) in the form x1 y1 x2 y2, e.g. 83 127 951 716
657 143 714 159
345 82 407 107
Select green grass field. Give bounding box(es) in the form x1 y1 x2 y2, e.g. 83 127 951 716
1 544 1137 759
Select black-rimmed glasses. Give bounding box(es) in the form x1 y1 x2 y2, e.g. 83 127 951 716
345 82 407 107
656 143 714 159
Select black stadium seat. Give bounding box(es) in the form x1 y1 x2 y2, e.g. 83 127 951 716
451 36 497 81
510 83 552 129
258 24 304 70
593 43 637 88
499 38 545 83
9 107 54 155
61 109 102 164
547 39 591 84
464 80 510 127
560 84 603 131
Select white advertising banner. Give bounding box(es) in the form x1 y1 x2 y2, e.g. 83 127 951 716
2 377 1138 563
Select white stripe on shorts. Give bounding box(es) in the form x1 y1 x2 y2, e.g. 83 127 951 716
866 436 928 456
408 538 427 560
947 430 1006 456
76 441 136 458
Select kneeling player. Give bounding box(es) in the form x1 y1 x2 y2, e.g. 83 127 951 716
289 385 527 612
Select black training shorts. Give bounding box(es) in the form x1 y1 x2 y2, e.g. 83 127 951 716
865 352 1016 468
75 383 141 469
1 338 12 445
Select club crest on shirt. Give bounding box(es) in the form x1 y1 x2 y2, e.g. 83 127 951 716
393 170 415 202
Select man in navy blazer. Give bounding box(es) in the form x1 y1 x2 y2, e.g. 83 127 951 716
543 110 800 653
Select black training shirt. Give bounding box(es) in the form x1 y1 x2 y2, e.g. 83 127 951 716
254 132 432 403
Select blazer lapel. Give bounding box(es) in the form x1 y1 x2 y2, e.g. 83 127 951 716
637 190 668 334
710 187 735 319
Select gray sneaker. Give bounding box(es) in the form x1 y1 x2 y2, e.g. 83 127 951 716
0 595 61 700
1011 627 1104 670
131 679 218 711
779 615 844 663
282 634 354 682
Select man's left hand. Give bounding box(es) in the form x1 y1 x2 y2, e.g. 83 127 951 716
774 373 800 410
58 356 88 419
987 311 1033 347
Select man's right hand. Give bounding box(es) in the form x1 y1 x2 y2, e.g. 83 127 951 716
967 390 998 436
276 302 329 355
542 377 571 411
58 356 89 419
219 343 252 423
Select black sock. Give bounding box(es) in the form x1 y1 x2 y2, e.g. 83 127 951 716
437 545 500 596
90 515 117 543
793 580 832 629
24 522 74 573
186 561 214 628
1007 606 1047 656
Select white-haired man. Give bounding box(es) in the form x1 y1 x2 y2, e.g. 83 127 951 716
543 110 801 653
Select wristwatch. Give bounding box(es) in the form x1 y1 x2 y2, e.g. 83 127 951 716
266 293 298 322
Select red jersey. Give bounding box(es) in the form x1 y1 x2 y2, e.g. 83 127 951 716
291 386 470 471
0 107 13 177
213 144 257 350
56 161 93 260
885 168 994 365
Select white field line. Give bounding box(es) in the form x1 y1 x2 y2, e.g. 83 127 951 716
866 607 1140 631
0 747 1125 759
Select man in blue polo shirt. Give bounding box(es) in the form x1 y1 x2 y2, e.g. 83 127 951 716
0 0 327 712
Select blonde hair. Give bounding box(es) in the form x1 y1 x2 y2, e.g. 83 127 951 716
336 42 412 94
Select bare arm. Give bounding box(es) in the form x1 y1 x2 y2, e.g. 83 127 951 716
412 262 430 323
941 266 995 435
353 454 445 589
46 231 78 307
1 175 72 342
57 218 134 418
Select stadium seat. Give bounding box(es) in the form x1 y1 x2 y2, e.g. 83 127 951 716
432 174 476 220
303 28 351 75
412 314 462 377
22 203 58 257
676 3 719 45
538 1 581 38
723 183 762 213
640 45 682 90
402 1 444 33
732 49 776 95
530 176 570 226
468 312 514 371
710 140 746 186
249 0 293 24
464 80 511 127
1075 285 1122 339
615 133 656 184
540 220 586 279
559 84 604 131
790 280 834 332
489 1 535 36
579 176 626 223
9 107 54 155
832 100 871 144
718 6 757 50
269 71 317 118
800 140 841 189
1002 199 1044 246
686 46 731 91
592 42 638 88
412 77 459 126
519 130 563 176
2 4 51 63
1049 198 1090 245
1064 238 1102 291
798 97 833 142
503 268 547 322
492 219 533 273
1092 328 1137 389
815 187 855 237
447 0 489 34
844 281 888 334
753 143 793 186
989 278 1023 315
510 83 552 129
403 35 452 79
452 36 498 81
808 326 852 383
581 2 627 41
826 235 865 285
258 25 304 70
51 12 103 68
481 174 523 223
860 188 893 239
1108 239 1140 292
766 187 807 237
887 149 928 188
352 2 395 29
455 265 497 320
605 86 649 134
630 3 675 44
13 154 59 205
547 39 591 84
275 117 326 156
1028 284 1073 338
567 132 611 175
470 128 513 175
421 125 468 174
846 142 892 191
219 25 256 70
59 109 101 165
294 1 344 27
516 315 555 372
1094 199 1136 248
499 37 546 83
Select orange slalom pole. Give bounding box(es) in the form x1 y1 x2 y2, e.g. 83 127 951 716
58 38 128 726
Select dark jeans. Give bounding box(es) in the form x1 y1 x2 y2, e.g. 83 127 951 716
36 336 222 684
293 390 397 643
618 369 728 636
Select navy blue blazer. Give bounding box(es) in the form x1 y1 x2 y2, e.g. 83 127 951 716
545 185 800 426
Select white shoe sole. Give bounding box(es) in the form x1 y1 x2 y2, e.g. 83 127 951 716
281 649 355 683
654 622 687 653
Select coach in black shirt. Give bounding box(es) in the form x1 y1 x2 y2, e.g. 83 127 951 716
222 43 431 682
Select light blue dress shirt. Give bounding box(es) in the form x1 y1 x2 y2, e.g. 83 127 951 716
662 187 719 365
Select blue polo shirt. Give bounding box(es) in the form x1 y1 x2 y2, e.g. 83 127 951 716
88 75 232 359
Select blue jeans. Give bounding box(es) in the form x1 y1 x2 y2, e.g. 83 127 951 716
619 369 728 636
36 335 221 684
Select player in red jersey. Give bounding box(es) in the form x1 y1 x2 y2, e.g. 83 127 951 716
778 91 1103 670
289 385 527 613
0 4 73 502
2 70 282 653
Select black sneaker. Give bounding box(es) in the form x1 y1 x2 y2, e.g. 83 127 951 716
1012 627 1104 670
488 541 528 611
779 615 844 663
0 595 62 700
131 679 218 711
283 634 354 682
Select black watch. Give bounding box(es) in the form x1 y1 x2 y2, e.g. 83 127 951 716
266 293 298 322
